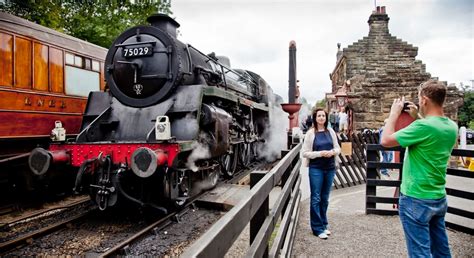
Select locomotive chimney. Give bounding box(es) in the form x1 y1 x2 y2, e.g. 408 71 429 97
147 14 180 38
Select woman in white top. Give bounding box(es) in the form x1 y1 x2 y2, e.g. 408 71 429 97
338 108 348 135
301 108 341 239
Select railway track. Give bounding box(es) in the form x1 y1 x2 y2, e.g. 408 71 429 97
1 196 222 256
1 160 273 256
0 208 95 253
100 202 197 257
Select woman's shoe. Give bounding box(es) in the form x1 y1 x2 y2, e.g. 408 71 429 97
324 229 331 235
317 232 328 239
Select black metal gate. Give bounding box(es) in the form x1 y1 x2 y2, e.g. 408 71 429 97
333 131 381 189
366 144 474 235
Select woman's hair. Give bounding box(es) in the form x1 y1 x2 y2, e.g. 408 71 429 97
312 108 328 130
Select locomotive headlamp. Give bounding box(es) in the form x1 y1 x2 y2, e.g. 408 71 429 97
51 121 66 142
155 115 171 140
131 147 168 178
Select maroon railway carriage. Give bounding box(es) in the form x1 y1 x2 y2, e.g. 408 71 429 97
0 12 107 205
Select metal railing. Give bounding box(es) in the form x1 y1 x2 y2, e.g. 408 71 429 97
366 144 474 235
182 143 302 257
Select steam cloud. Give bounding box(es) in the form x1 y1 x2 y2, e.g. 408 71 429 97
171 113 199 141
257 91 288 162
185 133 211 172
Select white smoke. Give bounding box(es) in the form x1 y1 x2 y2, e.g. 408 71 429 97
185 133 212 172
257 92 288 162
171 113 199 141
298 103 312 126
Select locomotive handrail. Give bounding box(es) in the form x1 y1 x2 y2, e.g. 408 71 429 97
76 106 111 142
115 40 157 47
184 44 194 75
182 142 302 257
187 44 255 86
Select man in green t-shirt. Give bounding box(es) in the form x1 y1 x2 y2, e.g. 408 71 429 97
381 80 457 258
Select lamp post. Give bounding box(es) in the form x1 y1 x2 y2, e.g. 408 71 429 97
335 90 348 110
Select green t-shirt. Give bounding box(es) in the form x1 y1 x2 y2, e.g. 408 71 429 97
395 116 458 199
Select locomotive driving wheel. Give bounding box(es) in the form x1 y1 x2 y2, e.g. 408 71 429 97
221 145 238 177
205 163 219 189
238 143 252 167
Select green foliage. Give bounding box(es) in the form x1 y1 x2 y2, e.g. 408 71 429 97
315 99 326 109
0 0 172 48
458 89 473 128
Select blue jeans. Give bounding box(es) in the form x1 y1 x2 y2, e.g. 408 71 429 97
308 167 336 235
399 194 451 258
380 151 393 175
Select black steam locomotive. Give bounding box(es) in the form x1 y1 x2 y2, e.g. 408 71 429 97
28 14 273 213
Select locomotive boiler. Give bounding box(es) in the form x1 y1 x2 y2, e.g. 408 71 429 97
28 14 273 212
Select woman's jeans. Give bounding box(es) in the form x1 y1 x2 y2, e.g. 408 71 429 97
308 167 336 235
399 194 451 258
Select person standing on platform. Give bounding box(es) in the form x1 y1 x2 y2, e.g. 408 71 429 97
338 107 348 135
329 110 338 132
381 80 457 258
379 119 393 178
301 108 341 239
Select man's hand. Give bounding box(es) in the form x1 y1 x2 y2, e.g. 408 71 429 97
390 97 405 119
405 101 420 120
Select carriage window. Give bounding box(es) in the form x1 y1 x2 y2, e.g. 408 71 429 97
65 66 99 97
92 60 100 71
0 32 13 87
84 58 91 70
33 42 49 91
14 37 32 89
65 53 74 65
74 56 83 67
50 48 64 93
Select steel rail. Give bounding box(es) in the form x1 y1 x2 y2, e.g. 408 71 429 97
1 196 91 227
0 209 95 254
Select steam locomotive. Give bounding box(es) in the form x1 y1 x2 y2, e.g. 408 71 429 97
28 14 273 213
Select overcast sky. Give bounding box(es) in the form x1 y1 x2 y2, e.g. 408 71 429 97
171 0 473 105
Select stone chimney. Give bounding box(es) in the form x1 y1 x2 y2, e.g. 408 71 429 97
336 43 343 62
368 6 389 35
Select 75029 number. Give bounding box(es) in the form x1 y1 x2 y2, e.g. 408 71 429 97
123 47 152 57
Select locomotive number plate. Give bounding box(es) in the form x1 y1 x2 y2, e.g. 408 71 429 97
123 46 153 58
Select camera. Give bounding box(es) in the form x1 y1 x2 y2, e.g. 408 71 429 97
403 102 409 111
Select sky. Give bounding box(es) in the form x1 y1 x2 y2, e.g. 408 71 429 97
171 0 473 105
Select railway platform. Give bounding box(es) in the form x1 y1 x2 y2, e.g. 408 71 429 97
292 167 474 257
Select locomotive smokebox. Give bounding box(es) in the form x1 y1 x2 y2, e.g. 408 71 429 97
146 14 180 38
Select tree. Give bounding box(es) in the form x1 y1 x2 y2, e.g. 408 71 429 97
314 99 326 109
458 88 473 128
0 0 172 48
